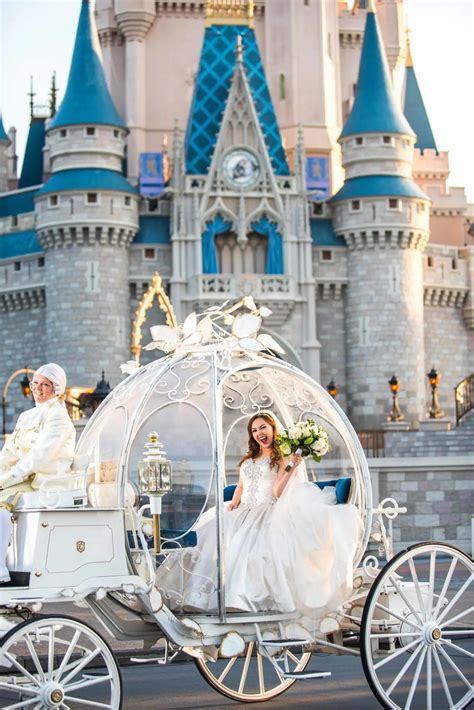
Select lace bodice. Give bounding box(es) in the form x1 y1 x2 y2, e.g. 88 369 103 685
239 457 278 508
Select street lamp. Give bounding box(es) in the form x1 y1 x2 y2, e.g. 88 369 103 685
387 374 404 422
427 367 444 419
2 367 35 436
327 379 337 398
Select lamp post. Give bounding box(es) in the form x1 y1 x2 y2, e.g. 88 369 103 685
427 367 444 419
387 374 404 422
138 432 172 553
327 379 337 398
2 367 35 436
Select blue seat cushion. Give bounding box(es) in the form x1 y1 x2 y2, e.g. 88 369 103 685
224 484 237 502
314 477 352 504
127 528 197 549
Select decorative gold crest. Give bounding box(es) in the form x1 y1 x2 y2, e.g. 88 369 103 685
76 540 86 553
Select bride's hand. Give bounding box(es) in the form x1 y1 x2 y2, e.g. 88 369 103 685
227 501 237 511
288 453 303 470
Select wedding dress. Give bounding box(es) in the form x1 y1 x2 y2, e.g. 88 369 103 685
155 457 359 628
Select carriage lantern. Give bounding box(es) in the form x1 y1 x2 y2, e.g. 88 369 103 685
138 431 173 553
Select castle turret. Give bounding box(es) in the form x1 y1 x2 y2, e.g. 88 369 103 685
35 0 139 387
331 1 430 429
0 113 10 193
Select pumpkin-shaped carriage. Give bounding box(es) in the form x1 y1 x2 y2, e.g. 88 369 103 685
0 300 472 709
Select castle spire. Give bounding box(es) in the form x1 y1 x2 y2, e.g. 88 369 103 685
49 0 125 129
0 112 9 143
340 3 414 138
403 33 438 152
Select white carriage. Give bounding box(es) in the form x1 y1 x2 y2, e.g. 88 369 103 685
0 300 472 709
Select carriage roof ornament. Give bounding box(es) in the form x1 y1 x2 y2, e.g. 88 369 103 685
137 296 285 360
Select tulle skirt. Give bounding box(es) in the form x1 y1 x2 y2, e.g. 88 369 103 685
155 481 360 627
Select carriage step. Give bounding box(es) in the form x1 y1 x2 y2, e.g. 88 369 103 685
281 670 331 680
262 638 312 648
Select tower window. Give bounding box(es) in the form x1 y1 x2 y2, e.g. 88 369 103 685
418 202 425 212
37 257 45 268
279 73 286 101
452 258 458 270
427 256 434 267
124 196 131 206
144 248 156 260
350 199 361 212
148 199 158 213
86 192 99 205
14 261 21 272
59 129 67 138
85 127 96 137
355 137 363 146
388 198 400 210
113 129 119 138
11 215 18 227
49 195 59 207
321 250 333 262
382 135 393 145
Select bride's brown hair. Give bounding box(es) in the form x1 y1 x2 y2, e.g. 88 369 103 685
238 412 282 470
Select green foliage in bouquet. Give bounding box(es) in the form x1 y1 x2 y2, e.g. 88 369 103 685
275 418 330 464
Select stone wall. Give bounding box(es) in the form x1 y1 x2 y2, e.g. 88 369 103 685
371 457 473 554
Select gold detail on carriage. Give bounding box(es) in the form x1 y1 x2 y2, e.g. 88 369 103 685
50 689 64 703
131 272 178 363
432 628 441 641
76 540 86 553
34 571 42 577
41 522 49 528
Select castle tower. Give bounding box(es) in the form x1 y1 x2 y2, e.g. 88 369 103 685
331 1 430 429
35 0 139 387
0 113 9 193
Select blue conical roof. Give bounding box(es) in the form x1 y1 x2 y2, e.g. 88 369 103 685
404 65 437 152
49 0 125 130
0 112 9 142
340 8 414 138
18 118 46 188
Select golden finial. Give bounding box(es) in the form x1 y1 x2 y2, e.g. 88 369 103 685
406 27 414 67
206 0 254 28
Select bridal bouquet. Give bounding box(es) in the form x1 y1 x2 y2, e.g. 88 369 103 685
276 418 330 472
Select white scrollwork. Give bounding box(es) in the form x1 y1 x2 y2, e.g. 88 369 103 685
363 555 380 579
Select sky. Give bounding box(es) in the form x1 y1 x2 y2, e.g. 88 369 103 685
0 0 473 201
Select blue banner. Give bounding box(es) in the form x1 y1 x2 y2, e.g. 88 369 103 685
139 153 165 197
306 156 330 201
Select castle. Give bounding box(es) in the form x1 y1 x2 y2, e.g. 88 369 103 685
1 0 473 441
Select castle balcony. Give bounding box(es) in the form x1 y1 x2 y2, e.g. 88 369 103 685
187 273 297 326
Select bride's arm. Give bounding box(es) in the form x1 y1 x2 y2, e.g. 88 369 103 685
227 477 243 510
273 455 303 498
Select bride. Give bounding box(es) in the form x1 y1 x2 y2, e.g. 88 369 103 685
155 412 359 626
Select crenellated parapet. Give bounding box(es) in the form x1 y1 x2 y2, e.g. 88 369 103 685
37 225 136 250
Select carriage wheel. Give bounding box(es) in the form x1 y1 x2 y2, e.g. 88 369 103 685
360 542 473 710
195 641 311 702
0 614 122 709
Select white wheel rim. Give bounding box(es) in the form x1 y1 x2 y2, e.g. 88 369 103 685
196 641 311 702
362 544 473 710
0 616 121 709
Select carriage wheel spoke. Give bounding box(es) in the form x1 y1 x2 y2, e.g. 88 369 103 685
374 602 422 630
0 681 40 696
1 699 39 709
437 575 473 625
405 646 427 710
440 638 474 659
440 605 473 629
218 655 237 683
238 642 253 694
47 626 55 678
408 558 427 621
437 643 472 690
433 557 457 619
426 648 432 710
25 635 46 683
3 652 41 686
60 647 101 687
65 673 113 693
54 630 81 682
257 652 265 694
441 628 473 636
388 574 424 626
385 642 423 697
432 646 454 707
63 696 112 708
370 631 418 640
427 550 436 620
373 638 419 670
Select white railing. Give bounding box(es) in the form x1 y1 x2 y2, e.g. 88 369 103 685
190 273 294 300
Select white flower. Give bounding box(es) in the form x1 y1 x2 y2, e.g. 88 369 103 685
120 360 141 375
288 424 303 440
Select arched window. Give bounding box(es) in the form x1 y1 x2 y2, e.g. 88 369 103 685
215 232 268 275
